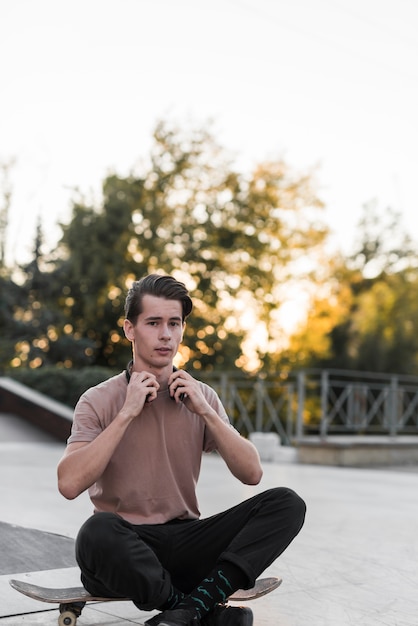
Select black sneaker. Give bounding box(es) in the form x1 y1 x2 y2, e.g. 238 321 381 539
145 608 200 626
202 605 253 626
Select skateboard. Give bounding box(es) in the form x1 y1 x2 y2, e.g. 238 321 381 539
10 576 282 626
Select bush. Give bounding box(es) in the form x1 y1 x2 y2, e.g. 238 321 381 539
7 366 118 407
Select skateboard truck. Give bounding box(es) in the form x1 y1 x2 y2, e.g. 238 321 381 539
59 602 85 626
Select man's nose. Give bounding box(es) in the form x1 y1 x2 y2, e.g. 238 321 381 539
160 324 171 338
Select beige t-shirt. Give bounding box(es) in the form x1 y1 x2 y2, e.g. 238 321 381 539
68 372 234 524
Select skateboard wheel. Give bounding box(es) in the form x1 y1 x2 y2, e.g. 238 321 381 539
58 610 77 626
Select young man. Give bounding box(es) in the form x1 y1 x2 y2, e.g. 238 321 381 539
58 274 306 626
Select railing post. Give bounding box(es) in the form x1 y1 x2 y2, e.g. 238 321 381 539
320 370 329 439
389 376 398 437
220 373 229 412
296 371 305 439
287 383 294 440
255 377 264 432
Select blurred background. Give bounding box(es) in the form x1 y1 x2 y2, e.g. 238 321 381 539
1 0 418 438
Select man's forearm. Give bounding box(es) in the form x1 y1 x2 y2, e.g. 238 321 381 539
201 408 263 485
57 411 133 499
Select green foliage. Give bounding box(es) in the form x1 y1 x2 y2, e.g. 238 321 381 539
1 119 328 374
342 273 418 374
3 123 418 384
3 124 418 380
8 366 116 407
0 274 23 373
286 201 418 376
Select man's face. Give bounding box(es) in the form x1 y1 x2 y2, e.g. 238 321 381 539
124 294 185 370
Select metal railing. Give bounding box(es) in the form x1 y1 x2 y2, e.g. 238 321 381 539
198 372 294 445
196 369 418 443
314 369 418 438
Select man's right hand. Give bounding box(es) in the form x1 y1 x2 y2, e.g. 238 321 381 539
57 371 159 500
123 370 160 416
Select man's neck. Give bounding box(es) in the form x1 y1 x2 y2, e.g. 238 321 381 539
130 359 174 386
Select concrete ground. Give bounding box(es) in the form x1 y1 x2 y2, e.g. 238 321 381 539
1 412 417 626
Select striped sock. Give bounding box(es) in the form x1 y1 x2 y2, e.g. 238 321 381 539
177 562 247 618
160 585 187 611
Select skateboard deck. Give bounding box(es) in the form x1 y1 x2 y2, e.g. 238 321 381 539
10 576 281 625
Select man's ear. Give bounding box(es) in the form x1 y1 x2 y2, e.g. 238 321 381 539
124 319 134 341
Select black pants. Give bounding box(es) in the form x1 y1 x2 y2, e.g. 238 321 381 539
75 487 306 611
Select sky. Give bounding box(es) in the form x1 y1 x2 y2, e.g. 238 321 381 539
1 0 418 267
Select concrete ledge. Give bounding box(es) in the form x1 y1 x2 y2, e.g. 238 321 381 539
296 435 418 466
0 522 76 575
0 377 73 442
249 432 280 461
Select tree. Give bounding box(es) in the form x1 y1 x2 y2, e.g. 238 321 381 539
0 159 14 271
6 219 97 371
1 120 329 374
46 120 329 372
340 272 418 374
54 177 139 368
347 200 418 278
0 274 23 373
286 201 418 375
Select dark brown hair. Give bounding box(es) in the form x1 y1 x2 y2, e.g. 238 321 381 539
124 274 193 323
